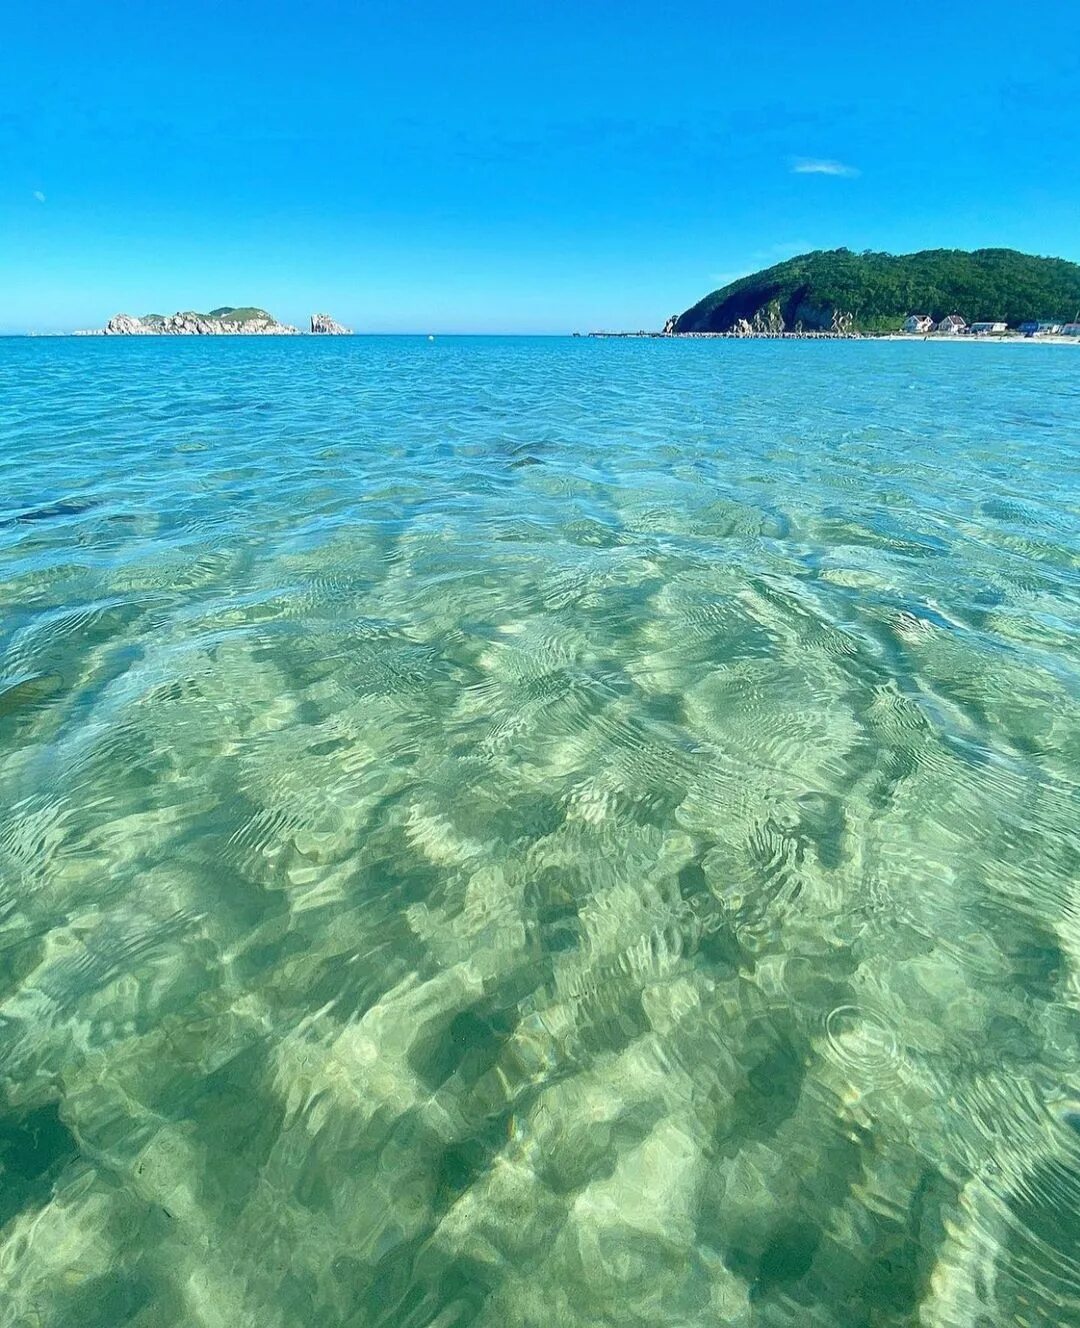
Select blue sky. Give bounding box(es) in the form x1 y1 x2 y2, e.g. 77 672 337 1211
2 0 1078 333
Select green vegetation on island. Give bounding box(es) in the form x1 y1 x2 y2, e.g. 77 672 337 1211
673 248 1080 334
206 307 275 323
138 306 275 329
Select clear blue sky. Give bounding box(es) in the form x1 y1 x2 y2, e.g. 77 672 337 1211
2 0 1078 333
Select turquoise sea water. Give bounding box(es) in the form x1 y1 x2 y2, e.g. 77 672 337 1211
0 335 1078 1327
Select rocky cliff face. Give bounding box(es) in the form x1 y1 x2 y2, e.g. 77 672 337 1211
103 311 299 335
310 313 350 334
103 314 152 335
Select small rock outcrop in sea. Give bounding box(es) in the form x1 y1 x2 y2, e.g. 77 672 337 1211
103 308 299 335
662 314 679 335
309 313 351 334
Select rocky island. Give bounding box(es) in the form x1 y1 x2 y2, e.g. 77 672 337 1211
84 306 352 335
101 307 298 335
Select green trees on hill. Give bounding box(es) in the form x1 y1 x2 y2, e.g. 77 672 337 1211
674 248 1080 333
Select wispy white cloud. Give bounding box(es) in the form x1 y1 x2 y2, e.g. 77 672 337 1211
32 190 46 202
791 158 859 178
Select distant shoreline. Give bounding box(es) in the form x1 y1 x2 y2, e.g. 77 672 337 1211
3 330 1078 344
876 333 1080 346
587 331 1080 345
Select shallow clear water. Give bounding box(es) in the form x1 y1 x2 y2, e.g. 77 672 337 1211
0 335 1078 1327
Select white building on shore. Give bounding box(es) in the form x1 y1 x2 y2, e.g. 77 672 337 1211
903 314 934 333
937 314 966 334
969 321 1008 336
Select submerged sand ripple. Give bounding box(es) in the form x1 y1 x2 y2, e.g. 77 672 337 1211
0 337 1078 1326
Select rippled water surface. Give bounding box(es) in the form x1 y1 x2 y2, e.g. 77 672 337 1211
1 336 1078 1327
